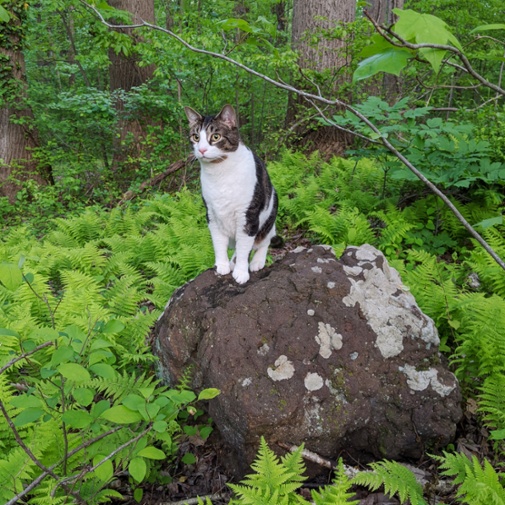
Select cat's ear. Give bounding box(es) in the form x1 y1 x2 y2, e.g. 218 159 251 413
216 104 237 128
184 106 203 125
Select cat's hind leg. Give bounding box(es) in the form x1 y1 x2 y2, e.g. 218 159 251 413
250 235 272 272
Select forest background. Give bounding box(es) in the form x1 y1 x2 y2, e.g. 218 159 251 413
1 0 505 504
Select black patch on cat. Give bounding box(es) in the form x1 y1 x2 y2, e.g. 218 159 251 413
202 196 210 224
244 152 277 240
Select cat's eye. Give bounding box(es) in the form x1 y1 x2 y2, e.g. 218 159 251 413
191 134 200 142
211 133 222 142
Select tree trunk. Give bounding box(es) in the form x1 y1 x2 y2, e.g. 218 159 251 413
288 0 356 157
108 0 156 178
0 2 50 203
366 0 405 103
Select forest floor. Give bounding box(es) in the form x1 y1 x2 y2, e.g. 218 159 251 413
113 400 491 505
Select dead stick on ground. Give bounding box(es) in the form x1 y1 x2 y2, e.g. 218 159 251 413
277 442 360 478
119 155 195 205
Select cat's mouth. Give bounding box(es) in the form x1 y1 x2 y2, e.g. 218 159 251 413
200 154 228 164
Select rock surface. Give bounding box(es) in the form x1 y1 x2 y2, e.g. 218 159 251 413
153 245 462 477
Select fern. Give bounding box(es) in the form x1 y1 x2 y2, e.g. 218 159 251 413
436 452 505 505
479 373 505 438
352 460 427 505
229 437 308 504
311 459 359 505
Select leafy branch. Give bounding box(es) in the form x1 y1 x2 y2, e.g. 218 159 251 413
81 0 505 271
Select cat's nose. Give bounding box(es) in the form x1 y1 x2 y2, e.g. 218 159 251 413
199 147 208 155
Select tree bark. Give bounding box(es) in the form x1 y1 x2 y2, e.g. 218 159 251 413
108 0 156 176
288 0 356 156
0 2 50 203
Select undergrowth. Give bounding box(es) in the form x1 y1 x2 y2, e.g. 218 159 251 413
1 150 505 503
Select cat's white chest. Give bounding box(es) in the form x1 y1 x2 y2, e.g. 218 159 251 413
200 144 256 236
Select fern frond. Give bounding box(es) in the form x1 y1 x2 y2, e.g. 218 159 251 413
436 452 505 505
311 458 359 505
229 438 308 504
479 372 505 437
353 460 427 505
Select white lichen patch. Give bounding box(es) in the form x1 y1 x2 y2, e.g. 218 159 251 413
342 245 439 359
303 397 324 435
241 377 252 387
305 372 324 391
267 355 295 381
399 364 456 397
316 322 343 358
311 266 323 274
317 257 334 264
349 352 359 360
327 281 336 289
307 309 315 316
257 343 270 357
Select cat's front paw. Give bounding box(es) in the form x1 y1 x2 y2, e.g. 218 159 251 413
232 268 250 284
215 262 231 276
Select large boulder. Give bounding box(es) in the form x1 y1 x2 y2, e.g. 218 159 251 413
153 245 462 477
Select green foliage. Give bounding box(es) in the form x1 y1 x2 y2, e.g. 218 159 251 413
325 96 505 190
311 460 359 505
229 438 307 504
353 460 427 505
436 452 505 505
0 190 217 503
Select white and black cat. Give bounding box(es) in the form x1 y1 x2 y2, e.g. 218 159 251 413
184 104 278 284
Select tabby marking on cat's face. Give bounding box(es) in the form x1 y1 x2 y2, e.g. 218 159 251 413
185 106 240 163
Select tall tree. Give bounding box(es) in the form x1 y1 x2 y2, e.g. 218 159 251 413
0 2 50 203
108 0 156 175
289 0 356 155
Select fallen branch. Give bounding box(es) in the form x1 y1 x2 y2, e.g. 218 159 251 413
119 155 195 205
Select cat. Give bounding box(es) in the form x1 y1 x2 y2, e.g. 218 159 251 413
184 104 278 284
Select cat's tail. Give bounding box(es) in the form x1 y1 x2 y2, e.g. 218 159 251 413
270 235 285 249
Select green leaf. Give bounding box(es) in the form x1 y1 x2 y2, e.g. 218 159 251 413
471 23 505 34
73 387 95 406
0 262 23 291
137 446 166 460
10 395 43 409
13 407 45 427
93 455 114 483
153 420 168 433
129 457 147 483
89 363 117 379
0 328 20 337
51 345 75 366
392 9 462 72
182 452 196 465
102 319 125 334
197 388 220 401
58 362 91 382
62 409 93 429
100 405 143 424
122 394 146 412
0 5 10 22
133 487 143 503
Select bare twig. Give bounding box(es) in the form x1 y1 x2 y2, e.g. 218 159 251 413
0 341 54 376
5 426 122 505
0 401 87 504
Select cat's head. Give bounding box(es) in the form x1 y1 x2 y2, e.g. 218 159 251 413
184 104 240 163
